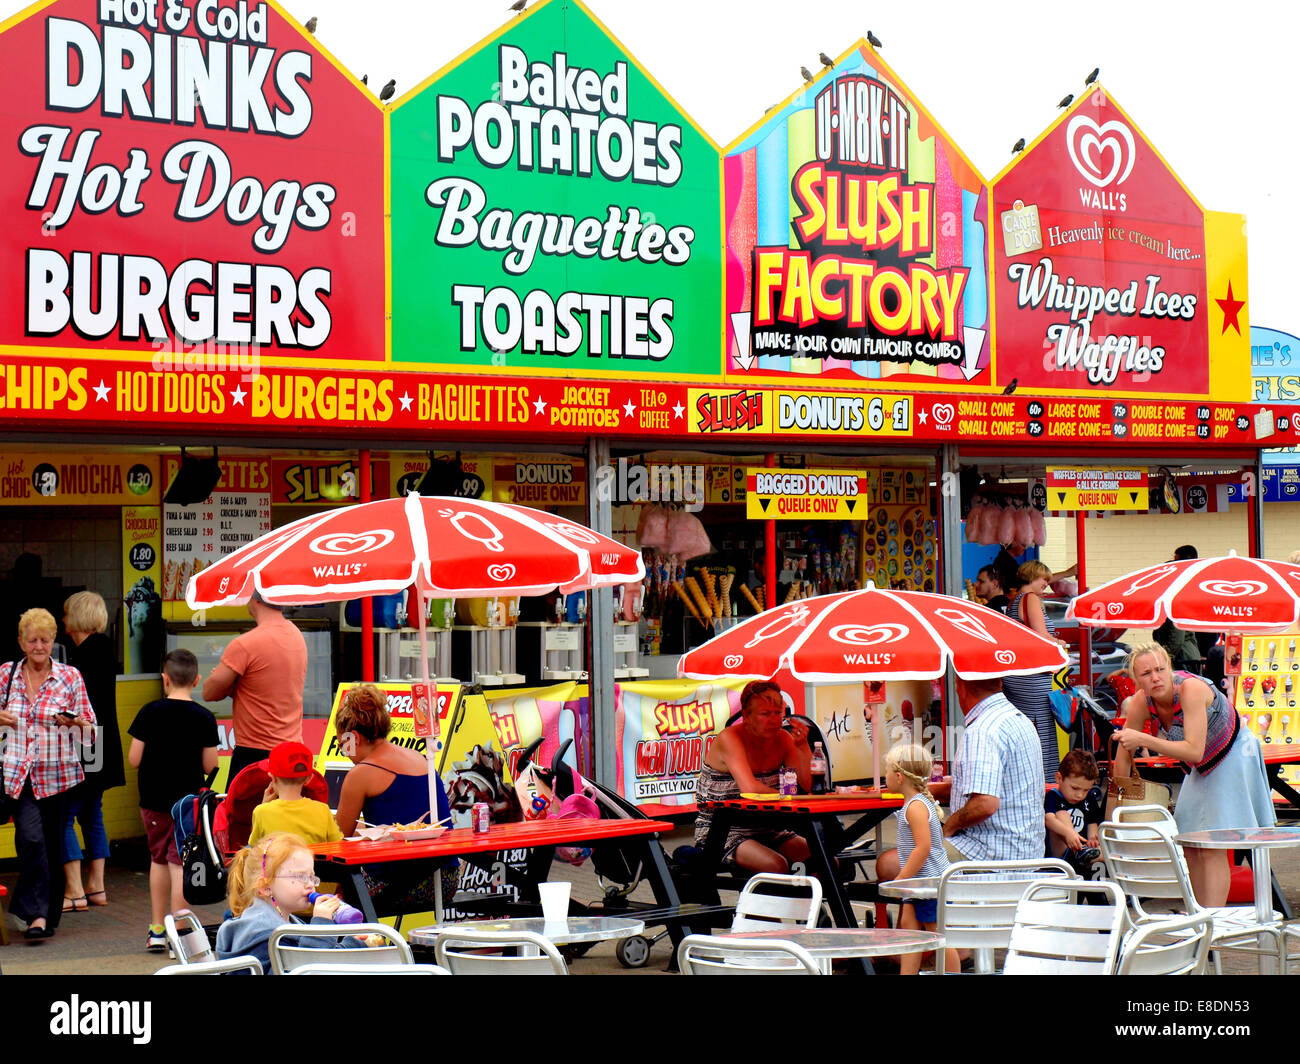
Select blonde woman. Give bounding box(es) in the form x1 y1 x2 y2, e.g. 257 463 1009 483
1114 642 1274 906
61 591 125 911
1001 559 1060 778
0 609 95 938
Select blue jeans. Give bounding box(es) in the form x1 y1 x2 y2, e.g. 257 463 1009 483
63 782 110 864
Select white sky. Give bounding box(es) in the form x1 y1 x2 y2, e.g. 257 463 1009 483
4 0 1296 338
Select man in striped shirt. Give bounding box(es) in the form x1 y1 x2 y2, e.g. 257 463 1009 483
943 676 1045 861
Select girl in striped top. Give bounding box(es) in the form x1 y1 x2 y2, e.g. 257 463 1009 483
885 743 960 975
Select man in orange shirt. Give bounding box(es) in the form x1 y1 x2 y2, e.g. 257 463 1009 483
203 592 308 781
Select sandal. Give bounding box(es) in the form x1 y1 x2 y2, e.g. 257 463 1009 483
86 890 108 907
62 895 88 914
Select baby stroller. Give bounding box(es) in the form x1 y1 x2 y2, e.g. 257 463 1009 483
514 737 731 968
172 759 332 909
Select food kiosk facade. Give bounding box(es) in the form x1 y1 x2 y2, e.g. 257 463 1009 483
0 0 1280 843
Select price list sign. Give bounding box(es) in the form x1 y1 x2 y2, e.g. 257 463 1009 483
163 493 272 602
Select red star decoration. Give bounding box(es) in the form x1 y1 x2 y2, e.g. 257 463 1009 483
1216 282 1245 335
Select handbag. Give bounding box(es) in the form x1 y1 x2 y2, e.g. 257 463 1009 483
0 660 19 822
1106 774 1173 811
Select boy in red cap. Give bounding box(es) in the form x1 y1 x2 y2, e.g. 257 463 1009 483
248 741 342 845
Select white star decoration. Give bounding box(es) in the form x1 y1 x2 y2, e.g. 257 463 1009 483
917 408 928 425
623 399 635 417
533 395 547 415
92 380 110 402
399 392 413 412
230 385 247 406
672 402 685 419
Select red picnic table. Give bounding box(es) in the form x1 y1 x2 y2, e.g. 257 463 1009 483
311 817 696 947
696 792 905 935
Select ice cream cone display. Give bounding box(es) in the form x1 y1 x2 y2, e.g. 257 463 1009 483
1231 632 1300 718
1281 713 1296 746
739 583 762 615
719 573 735 616
701 569 719 619
783 580 802 604
683 575 711 623
672 581 706 627
1262 712 1279 746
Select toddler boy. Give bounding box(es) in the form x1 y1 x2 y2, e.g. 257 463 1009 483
1045 749 1104 876
248 741 342 845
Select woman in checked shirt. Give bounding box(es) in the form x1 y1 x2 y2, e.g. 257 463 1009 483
0 608 95 938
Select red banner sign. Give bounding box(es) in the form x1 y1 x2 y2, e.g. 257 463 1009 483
991 90 1209 395
0 0 384 362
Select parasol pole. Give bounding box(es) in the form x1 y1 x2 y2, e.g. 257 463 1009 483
873 708 881 790
411 583 442 820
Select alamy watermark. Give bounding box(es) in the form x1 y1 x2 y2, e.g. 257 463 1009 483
0 724 104 773
594 457 704 512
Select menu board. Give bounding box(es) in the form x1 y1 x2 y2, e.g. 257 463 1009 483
163 493 272 602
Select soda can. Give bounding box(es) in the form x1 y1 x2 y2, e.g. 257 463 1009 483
411 682 432 738
472 802 490 833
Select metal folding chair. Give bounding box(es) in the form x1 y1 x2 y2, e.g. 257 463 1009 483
434 928 568 975
936 858 1076 974
677 933 822 975
268 923 413 974
1004 879 1125 975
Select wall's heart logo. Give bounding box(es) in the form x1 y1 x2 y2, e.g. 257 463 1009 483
486 564 517 582
723 654 744 670
828 623 909 647
932 403 955 427
1198 579 1266 598
994 649 1016 665
309 530 394 556
1065 115 1136 189
1107 602 1123 616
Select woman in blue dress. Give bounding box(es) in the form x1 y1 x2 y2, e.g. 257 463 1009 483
335 684 456 909
1000 560 1061 779
1114 642 1274 907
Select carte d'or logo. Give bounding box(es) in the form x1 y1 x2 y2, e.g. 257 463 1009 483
1065 116 1136 189
1001 200 1042 257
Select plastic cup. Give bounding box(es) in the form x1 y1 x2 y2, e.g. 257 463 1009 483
538 881 571 924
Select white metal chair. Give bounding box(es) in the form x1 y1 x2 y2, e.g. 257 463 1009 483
433 928 568 975
155 955 261 975
289 962 451 975
1115 912 1214 975
268 923 414 974
936 858 1076 974
1098 821 1293 973
1003 879 1125 975
677 933 822 975
729 872 825 969
732 872 823 930
164 911 215 966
